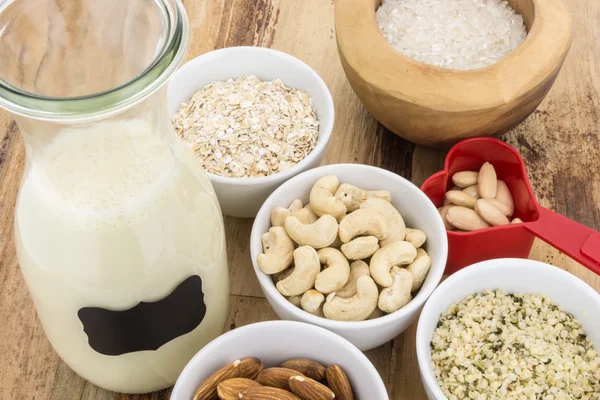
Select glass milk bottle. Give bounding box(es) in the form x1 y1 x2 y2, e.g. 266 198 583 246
0 0 229 393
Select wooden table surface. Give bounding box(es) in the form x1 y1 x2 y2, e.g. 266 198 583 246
1 0 599 399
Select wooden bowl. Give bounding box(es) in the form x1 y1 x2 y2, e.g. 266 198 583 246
335 0 573 146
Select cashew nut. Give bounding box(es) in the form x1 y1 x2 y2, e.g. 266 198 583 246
360 198 406 246
288 199 304 213
257 227 295 274
309 175 347 220
407 248 431 292
338 208 390 243
276 246 320 296
404 228 427 248
271 199 304 227
323 276 378 321
335 260 370 298
315 248 351 294
340 236 380 260
284 215 338 249
328 213 347 248
294 204 319 224
378 267 413 313
368 307 385 319
287 295 302 307
273 267 294 283
334 183 391 212
370 241 417 287
301 290 325 315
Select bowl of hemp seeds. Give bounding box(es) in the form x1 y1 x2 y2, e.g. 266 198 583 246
416 258 600 400
168 47 334 218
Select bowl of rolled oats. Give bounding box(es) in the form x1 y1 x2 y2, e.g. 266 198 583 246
168 47 334 218
416 258 600 400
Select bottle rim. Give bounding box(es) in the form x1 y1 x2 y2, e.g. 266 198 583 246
0 0 189 122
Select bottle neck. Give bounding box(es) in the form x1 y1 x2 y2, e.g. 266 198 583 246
17 87 174 160
0 0 188 122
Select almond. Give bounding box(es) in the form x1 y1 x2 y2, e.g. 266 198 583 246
288 375 335 400
452 171 478 188
511 217 523 224
462 184 480 199
495 180 514 215
326 365 354 400
475 199 510 226
446 206 491 231
237 358 264 380
193 361 238 400
445 190 477 208
279 359 326 382
486 198 512 217
438 206 455 231
239 386 301 400
258 368 304 391
477 162 497 199
193 358 263 400
217 378 260 400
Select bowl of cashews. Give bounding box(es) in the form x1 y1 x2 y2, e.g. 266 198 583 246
250 164 448 351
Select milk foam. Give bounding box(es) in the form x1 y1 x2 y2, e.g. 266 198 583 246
27 119 175 229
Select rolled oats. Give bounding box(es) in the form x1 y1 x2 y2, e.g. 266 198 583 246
431 290 600 400
172 75 319 178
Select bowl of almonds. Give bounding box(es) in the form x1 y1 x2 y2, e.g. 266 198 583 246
168 47 334 218
170 320 388 399
250 164 448 351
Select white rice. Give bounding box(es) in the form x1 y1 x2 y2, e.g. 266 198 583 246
376 0 527 70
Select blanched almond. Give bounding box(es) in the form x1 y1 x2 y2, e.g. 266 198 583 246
511 217 523 224
475 199 510 226
452 171 478 188
478 162 497 199
462 185 480 199
288 375 335 400
445 190 477 208
495 180 514 215
446 206 491 231
438 206 455 230
486 198 512 217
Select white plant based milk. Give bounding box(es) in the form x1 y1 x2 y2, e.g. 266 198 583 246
14 119 229 393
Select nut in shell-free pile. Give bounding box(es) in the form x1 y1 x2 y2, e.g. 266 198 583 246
257 175 432 321
173 75 319 178
439 162 522 231
192 357 355 400
431 290 600 400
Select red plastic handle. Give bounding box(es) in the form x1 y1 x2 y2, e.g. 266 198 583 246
525 207 600 275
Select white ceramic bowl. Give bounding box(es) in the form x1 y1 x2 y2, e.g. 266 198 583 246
170 320 388 399
416 258 600 400
250 164 448 351
167 47 335 218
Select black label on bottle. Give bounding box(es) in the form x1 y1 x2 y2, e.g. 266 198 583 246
77 275 206 356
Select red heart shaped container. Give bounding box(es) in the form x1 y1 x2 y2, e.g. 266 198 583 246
421 137 600 275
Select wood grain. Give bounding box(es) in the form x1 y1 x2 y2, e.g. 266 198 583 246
0 0 598 399
335 0 574 145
